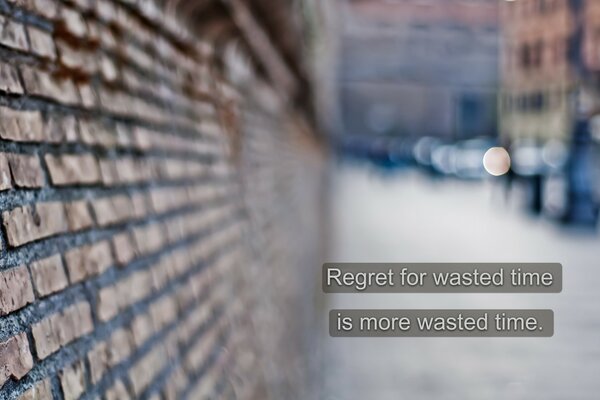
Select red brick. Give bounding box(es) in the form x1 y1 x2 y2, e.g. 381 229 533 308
0 265 34 315
31 314 60 359
20 66 80 104
3 202 68 247
27 26 56 59
112 232 135 266
64 240 113 283
6 154 45 188
96 285 118 322
91 195 133 226
87 341 108 384
32 301 93 359
133 223 165 254
0 153 11 191
0 333 33 388
116 270 153 308
130 193 149 218
78 120 114 147
64 201 93 231
77 84 98 108
43 115 78 143
129 347 167 396
60 7 88 38
130 313 154 347
150 295 178 330
0 62 23 94
45 154 101 185
29 255 68 297
107 328 132 366
60 360 86 400
0 108 44 142
0 15 28 51
72 301 94 336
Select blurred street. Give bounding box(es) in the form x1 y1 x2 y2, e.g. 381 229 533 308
323 163 600 400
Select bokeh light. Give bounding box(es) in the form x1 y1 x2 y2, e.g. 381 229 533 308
483 147 511 176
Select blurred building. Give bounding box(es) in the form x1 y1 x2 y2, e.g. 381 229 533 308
500 0 600 143
339 0 499 140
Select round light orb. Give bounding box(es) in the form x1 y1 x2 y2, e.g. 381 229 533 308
483 147 511 176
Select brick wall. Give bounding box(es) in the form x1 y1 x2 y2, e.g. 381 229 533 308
0 0 324 399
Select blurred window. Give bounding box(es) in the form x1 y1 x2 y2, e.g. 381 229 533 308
521 41 544 69
530 92 545 112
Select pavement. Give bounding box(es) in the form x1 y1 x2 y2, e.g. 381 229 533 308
322 164 600 400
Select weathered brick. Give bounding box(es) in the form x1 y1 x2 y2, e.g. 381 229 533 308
78 120 115 147
130 313 154 347
32 301 93 359
27 27 56 59
17 378 52 400
31 314 60 359
98 159 118 185
100 55 118 81
64 200 93 231
112 232 135 266
45 154 101 185
113 158 139 183
42 115 78 143
6 154 45 188
130 193 149 218
56 302 93 346
133 223 165 254
116 270 153 308
29 255 68 297
0 108 44 142
20 66 79 104
3 202 68 247
129 348 167 396
95 0 116 22
94 195 136 227
96 285 118 322
77 83 97 108
107 328 132 366
0 333 33 388
151 260 171 290
61 7 88 38
0 62 23 93
150 295 178 330
72 301 94 336
0 266 34 315
87 341 107 384
60 360 86 400
64 240 113 283
0 15 28 51
0 153 12 191
57 42 89 70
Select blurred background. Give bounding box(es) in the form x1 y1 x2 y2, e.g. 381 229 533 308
317 0 600 399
